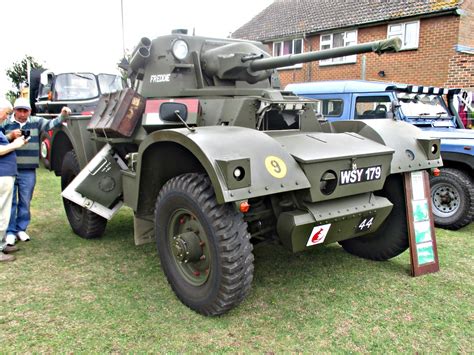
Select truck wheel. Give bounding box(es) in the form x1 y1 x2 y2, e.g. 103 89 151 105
430 168 474 230
61 150 107 239
339 174 408 261
155 173 254 316
40 131 51 169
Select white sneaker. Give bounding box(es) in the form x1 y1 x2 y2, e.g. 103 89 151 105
5 234 17 246
17 231 30 242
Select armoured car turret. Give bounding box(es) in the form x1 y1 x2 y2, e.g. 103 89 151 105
49 32 442 316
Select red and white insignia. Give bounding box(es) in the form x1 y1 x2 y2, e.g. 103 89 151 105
306 223 331 246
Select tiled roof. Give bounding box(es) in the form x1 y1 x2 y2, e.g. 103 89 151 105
232 0 463 41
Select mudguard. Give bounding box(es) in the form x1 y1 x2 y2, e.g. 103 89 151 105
50 117 103 173
331 119 442 172
134 126 311 205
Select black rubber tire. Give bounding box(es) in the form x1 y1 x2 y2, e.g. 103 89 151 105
339 174 408 261
61 150 107 239
155 173 254 316
430 168 473 230
39 131 51 170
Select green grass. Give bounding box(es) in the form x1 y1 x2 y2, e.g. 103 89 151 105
1 167 472 352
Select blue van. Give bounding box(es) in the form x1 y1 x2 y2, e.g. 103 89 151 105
286 80 473 230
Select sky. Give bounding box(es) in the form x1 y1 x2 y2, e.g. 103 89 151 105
0 0 273 96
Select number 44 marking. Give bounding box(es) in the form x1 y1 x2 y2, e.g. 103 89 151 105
357 216 375 233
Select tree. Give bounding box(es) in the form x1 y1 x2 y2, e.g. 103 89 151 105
117 54 131 85
5 55 44 100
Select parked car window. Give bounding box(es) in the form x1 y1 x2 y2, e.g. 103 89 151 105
54 73 99 100
397 93 449 118
355 96 391 119
98 74 123 94
321 99 343 117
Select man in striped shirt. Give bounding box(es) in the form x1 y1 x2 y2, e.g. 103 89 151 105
1 98 71 246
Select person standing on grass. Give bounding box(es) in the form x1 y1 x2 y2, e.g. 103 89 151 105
0 98 28 262
1 98 71 246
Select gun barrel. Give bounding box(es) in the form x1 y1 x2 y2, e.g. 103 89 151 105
249 38 401 72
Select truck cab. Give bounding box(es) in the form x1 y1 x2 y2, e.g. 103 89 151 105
31 69 124 168
286 80 473 230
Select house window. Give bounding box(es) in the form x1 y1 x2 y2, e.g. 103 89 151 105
273 38 303 68
387 21 420 50
319 30 357 66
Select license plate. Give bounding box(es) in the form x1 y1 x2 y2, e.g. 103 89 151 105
340 165 382 185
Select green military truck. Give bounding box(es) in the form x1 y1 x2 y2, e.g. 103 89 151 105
47 32 441 316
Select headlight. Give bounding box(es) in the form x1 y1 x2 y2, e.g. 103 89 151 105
172 39 188 60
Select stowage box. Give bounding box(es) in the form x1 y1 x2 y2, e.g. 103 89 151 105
88 88 145 138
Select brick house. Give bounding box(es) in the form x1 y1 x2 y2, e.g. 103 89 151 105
231 0 474 90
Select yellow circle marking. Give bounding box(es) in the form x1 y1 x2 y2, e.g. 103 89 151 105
265 156 287 179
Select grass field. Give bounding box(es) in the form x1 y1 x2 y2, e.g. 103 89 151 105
1 167 472 352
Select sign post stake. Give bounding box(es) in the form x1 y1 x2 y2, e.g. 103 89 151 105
404 171 440 276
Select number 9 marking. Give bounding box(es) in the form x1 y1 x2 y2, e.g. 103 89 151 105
265 156 287 179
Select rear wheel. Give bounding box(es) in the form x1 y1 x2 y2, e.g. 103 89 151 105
61 150 107 239
430 168 473 230
339 174 408 261
155 173 254 316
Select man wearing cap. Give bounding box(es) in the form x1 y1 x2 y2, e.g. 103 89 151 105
1 97 71 246
0 98 28 261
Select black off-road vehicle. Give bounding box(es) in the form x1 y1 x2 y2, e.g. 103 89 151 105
29 69 124 168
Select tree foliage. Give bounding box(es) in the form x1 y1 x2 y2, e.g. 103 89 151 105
5 55 44 99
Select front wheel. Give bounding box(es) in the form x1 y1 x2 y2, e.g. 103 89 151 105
61 150 107 239
430 168 474 230
155 173 254 316
339 174 409 261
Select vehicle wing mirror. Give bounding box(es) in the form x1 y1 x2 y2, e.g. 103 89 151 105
389 100 401 120
391 100 400 110
40 71 54 86
159 102 188 122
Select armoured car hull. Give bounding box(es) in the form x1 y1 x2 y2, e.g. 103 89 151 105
50 32 441 316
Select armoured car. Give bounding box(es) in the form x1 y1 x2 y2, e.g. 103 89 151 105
48 32 441 315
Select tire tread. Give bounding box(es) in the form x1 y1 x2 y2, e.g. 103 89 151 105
430 167 473 230
61 150 107 239
155 173 253 316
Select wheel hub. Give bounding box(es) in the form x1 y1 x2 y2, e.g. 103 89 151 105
40 141 48 159
439 190 454 205
432 183 460 217
172 231 203 263
168 210 211 286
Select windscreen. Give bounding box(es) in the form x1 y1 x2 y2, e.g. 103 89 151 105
397 93 449 118
98 74 123 94
54 73 98 100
